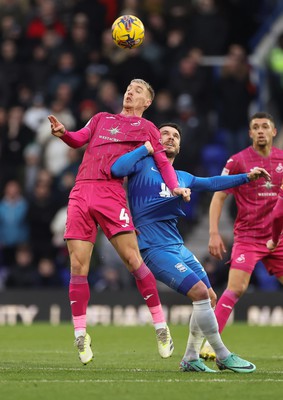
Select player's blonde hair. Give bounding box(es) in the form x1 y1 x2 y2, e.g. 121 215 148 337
130 79 155 101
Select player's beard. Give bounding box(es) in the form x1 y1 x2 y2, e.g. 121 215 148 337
165 150 177 161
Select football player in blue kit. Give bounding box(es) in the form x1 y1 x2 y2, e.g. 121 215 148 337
111 122 269 373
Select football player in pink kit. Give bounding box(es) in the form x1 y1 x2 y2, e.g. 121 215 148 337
48 79 190 365
201 112 283 360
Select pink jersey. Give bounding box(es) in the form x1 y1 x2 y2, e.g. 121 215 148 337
271 186 283 244
222 146 283 243
60 112 178 191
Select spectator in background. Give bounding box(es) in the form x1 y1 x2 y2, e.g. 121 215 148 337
39 24 64 69
50 204 70 286
0 180 29 266
96 79 122 114
25 0 66 42
23 93 50 133
63 13 92 73
0 14 23 43
56 147 82 186
161 27 187 83
27 174 60 263
50 205 67 250
52 82 76 113
139 27 164 81
0 105 35 184
100 27 125 67
5 243 38 288
76 99 98 128
187 0 230 55
22 142 42 196
168 49 214 120
16 83 34 109
0 107 8 190
79 63 108 103
0 39 23 107
215 44 257 155
24 45 51 93
119 0 143 19
46 51 81 103
173 93 211 175
71 0 108 47
0 0 27 27
146 89 176 127
36 257 62 287
36 99 76 177
110 47 156 93
95 232 135 292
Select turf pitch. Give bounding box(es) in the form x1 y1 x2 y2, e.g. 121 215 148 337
0 323 282 400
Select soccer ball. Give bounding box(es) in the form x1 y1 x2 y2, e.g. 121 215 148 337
112 15 144 49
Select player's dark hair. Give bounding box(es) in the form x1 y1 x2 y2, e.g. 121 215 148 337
158 122 182 139
249 112 275 126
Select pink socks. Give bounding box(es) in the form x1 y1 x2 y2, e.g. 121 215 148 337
215 289 239 333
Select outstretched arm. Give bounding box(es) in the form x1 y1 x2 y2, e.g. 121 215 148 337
48 114 90 148
190 167 270 192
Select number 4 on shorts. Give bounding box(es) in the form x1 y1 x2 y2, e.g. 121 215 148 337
120 208 130 227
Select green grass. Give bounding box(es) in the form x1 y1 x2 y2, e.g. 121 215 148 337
0 323 282 400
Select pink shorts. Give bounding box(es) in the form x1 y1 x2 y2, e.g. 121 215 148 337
64 180 135 243
230 240 283 278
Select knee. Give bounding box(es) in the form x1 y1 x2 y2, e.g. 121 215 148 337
227 284 247 298
122 249 143 271
188 281 209 302
70 254 88 275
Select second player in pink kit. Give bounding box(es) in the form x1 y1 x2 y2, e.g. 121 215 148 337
201 112 283 360
223 146 283 247
48 79 190 365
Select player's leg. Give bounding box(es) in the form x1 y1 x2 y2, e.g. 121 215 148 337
200 267 252 360
190 312 256 373
200 268 251 360
180 281 230 371
215 268 251 333
110 232 173 358
179 282 218 373
186 280 256 372
142 245 217 371
263 244 283 287
177 248 255 372
64 187 98 364
214 242 258 333
67 239 94 365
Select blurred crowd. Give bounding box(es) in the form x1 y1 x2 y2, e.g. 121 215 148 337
0 0 282 291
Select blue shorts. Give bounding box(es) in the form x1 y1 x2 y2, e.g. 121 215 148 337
141 244 211 296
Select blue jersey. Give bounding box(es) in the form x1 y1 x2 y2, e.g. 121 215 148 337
111 145 249 251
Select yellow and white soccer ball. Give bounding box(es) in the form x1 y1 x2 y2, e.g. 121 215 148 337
111 15 144 49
